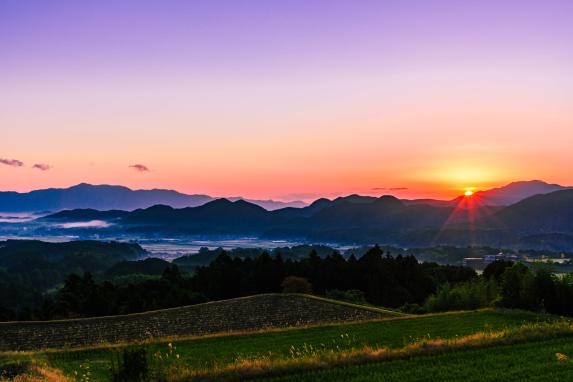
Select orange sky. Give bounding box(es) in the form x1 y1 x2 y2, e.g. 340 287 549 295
2 1 573 201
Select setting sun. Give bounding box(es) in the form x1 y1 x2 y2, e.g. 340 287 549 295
464 190 474 197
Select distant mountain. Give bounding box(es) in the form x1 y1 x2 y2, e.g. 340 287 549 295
0 183 307 212
403 180 569 207
0 183 212 212
227 197 307 210
47 195 454 237
41 208 129 221
21 180 573 251
119 198 276 234
37 189 573 250
42 189 552 235
473 180 569 206
482 189 573 233
4 180 563 214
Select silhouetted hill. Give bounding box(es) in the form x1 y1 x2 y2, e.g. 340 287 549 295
228 197 307 210
403 180 569 207
474 180 569 206
0 240 146 295
31 183 573 251
0 184 212 212
45 190 573 238
121 199 276 234
483 189 573 233
0 183 307 213
41 208 129 221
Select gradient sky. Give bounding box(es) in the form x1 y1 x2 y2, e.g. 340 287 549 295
1 0 572 201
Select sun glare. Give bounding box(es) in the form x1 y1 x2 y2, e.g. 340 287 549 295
464 190 474 197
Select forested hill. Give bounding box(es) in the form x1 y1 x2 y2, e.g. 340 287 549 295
41 189 573 251
0 240 146 312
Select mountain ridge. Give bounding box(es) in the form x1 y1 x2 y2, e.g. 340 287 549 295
0 183 307 212
38 187 573 251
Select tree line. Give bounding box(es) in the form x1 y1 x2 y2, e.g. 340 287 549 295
0 246 476 320
8 245 572 321
423 260 573 316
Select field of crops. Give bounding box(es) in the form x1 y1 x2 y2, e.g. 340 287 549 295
3 309 546 381
258 337 573 382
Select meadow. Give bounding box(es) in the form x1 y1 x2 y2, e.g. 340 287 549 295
1 309 549 381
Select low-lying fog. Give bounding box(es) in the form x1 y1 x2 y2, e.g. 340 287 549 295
0 212 350 260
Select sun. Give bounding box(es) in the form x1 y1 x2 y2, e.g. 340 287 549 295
464 190 474 197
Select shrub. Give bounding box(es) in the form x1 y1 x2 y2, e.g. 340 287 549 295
281 276 313 294
150 342 183 382
424 279 498 312
110 347 149 382
0 361 31 379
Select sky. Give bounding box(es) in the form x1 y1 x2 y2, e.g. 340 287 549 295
1 0 572 201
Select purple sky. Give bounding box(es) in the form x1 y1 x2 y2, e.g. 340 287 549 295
1 0 572 199
3 1 572 74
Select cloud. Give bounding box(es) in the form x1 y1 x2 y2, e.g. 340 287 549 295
0 158 24 167
33 163 52 171
372 187 409 191
129 164 150 172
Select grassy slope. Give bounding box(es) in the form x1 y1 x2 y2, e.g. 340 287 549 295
27 309 544 380
258 338 573 382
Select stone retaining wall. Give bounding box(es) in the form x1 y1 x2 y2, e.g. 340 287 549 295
0 294 388 351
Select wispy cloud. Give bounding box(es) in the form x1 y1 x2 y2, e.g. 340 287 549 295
33 163 52 171
372 187 409 191
129 164 150 172
0 158 24 167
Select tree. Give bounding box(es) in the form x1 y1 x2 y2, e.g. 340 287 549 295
281 276 313 294
483 260 514 281
499 263 529 308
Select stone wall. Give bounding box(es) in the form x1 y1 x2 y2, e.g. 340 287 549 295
0 294 390 351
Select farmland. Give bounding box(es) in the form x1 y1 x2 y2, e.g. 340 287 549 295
257 337 573 382
0 308 552 381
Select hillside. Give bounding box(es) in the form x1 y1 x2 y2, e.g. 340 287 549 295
473 180 570 206
31 186 573 251
0 294 396 351
0 309 553 381
483 189 573 233
0 240 146 310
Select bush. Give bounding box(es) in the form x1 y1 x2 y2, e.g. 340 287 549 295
424 279 498 312
281 276 313 294
110 347 149 382
0 361 31 379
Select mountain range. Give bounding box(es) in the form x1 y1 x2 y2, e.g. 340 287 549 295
1 180 568 214
0 183 307 212
39 180 573 251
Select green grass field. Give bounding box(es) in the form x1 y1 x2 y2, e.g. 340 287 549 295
258 337 573 382
2 309 547 381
